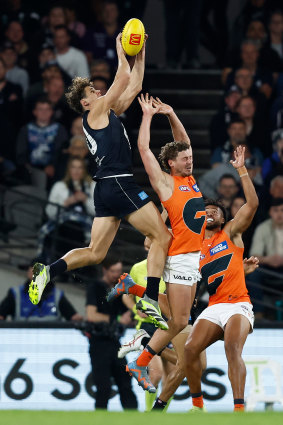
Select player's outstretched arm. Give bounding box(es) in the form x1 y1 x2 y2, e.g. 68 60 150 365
228 146 259 238
153 97 190 145
98 34 131 112
112 36 147 116
137 93 172 199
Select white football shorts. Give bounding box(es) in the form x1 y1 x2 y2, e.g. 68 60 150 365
163 251 201 286
196 302 254 332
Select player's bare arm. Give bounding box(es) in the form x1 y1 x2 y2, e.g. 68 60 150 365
86 34 131 127
152 97 190 144
137 93 173 200
224 145 259 244
113 36 148 116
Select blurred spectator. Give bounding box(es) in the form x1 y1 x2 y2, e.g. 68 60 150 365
211 119 263 171
233 68 268 115
262 129 283 186
54 134 93 180
38 157 95 262
70 115 84 137
90 58 111 80
223 39 273 99
65 2 86 40
236 95 270 155
16 97 68 185
210 86 241 149
229 0 273 50
270 175 283 198
0 57 23 137
230 195 245 219
163 0 202 69
90 76 109 96
45 75 76 128
245 19 283 72
54 25 89 79
4 20 31 71
26 61 72 115
86 255 138 410
29 42 72 85
268 10 283 62
270 91 283 130
199 163 240 199
38 5 68 48
248 197 283 316
0 0 41 43
216 173 240 210
200 0 228 67
0 261 83 321
82 1 120 69
0 42 29 95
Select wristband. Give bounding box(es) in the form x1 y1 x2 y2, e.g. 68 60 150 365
237 166 248 178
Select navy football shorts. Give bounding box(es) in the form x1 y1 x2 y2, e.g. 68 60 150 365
94 176 151 219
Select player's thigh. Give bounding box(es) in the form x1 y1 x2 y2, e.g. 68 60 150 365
166 283 194 322
185 319 223 354
125 201 169 240
88 216 120 255
224 314 251 354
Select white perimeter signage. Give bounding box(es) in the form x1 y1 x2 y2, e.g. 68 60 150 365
0 328 283 412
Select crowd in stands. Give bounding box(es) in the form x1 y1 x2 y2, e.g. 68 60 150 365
0 0 283 319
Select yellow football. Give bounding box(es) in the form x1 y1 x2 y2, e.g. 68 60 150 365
122 18 145 56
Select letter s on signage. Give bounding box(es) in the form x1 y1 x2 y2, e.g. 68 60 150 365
52 359 80 400
202 367 226 400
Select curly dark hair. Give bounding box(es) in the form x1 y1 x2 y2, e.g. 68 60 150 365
204 198 228 227
158 141 191 171
65 77 91 114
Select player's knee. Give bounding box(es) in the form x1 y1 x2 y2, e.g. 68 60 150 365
224 341 241 362
151 230 172 249
88 248 106 265
184 339 199 360
172 317 188 334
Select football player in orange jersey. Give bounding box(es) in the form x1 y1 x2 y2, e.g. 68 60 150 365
183 145 259 412
108 94 206 392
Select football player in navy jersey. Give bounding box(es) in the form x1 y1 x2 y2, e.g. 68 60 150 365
29 34 171 330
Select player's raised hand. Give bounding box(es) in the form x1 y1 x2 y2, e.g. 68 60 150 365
243 256 259 275
136 34 148 61
138 93 161 116
116 32 126 57
152 97 173 116
230 145 246 169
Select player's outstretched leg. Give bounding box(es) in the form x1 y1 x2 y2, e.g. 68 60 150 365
107 273 168 330
126 359 156 393
29 216 120 304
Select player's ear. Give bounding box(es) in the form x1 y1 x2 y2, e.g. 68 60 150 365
80 98 88 109
168 159 174 168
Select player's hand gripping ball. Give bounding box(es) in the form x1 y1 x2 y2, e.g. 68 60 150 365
122 18 145 56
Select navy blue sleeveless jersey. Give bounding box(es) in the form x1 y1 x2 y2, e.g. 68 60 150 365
82 109 133 179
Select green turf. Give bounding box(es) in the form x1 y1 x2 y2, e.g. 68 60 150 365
1 410 283 425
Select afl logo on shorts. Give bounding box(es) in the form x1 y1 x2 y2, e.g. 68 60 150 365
192 184 200 192
179 185 191 192
129 34 141 45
